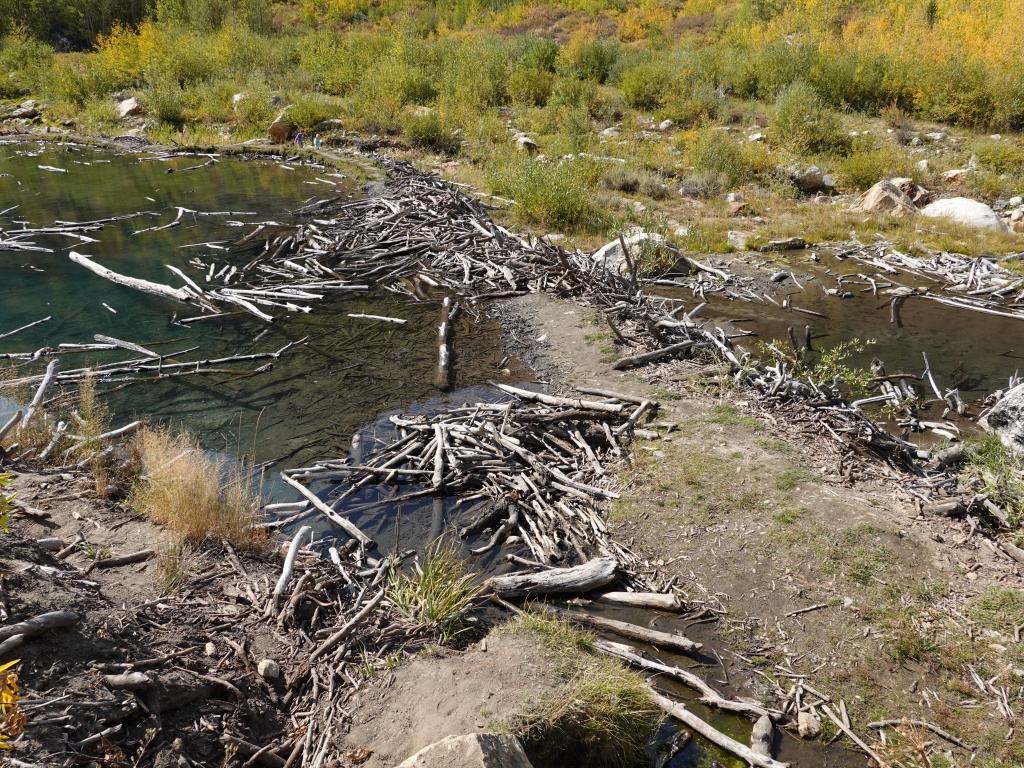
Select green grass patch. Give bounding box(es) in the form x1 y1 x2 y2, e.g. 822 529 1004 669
774 467 818 492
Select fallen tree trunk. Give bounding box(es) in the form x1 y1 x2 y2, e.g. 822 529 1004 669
0 610 79 642
485 556 618 599
70 251 194 303
594 640 767 717
613 341 693 370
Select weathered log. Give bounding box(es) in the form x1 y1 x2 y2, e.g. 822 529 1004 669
95 549 154 569
595 591 683 612
559 610 701 655
21 359 59 428
485 556 618 599
104 672 153 690
70 251 193 302
751 714 774 758
613 341 694 370
0 610 79 642
280 473 373 547
650 691 789 768
595 640 769 718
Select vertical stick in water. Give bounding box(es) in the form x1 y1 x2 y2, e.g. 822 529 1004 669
435 296 455 390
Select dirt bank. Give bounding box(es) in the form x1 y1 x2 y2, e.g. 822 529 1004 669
500 291 1024 764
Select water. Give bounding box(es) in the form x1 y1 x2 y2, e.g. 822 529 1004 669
0 140 525 493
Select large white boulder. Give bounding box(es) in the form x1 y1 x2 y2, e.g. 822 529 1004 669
921 197 1008 232
592 228 676 275
982 382 1024 454
117 97 143 119
396 733 533 768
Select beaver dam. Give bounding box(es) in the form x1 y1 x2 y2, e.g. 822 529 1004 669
1 139 1022 768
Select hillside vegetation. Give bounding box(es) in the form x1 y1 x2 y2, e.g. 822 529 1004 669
4 0 1024 252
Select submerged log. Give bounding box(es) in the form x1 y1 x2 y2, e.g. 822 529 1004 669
70 251 194 302
650 691 789 768
485 556 618 599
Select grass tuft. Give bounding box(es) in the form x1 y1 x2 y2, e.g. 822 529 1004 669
129 427 265 549
387 538 481 644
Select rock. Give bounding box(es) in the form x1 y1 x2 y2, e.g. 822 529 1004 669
925 131 947 142
270 94 283 106
314 118 344 132
592 228 676 275
915 159 930 174
855 180 918 217
921 197 1008 232
231 92 246 108
397 733 533 768
1009 196 1023 207
268 109 291 143
759 237 806 252
117 97 143 119
402 104 435 119
657 119 674 131
785 164 833 195
543 233 565 245
514 134 538 153
204 642 217 656
798 712 822 739
257 659 280 679
727 230 749 250
599 126 620 139
748 131 765 142
942 168 972 182
982 382 1024 454
9 99 39 119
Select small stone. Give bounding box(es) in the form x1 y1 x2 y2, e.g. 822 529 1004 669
599 126 620 139
915 159 930 173
748 131 765 142
798 712 822 739
657 118 674 131
231 92 246 108
925 131 947 142
204 642 217 656
1009 195 1023 207
257 659 280 679
514 134 538 153
727 230 749 250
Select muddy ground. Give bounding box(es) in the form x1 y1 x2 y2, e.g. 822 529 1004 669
500 290 1024 764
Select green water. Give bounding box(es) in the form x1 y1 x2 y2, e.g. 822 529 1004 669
0 140 517 493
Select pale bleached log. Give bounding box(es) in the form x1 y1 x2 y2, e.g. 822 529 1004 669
0 610 80 642
595 591 683 611
95 549 155 569
269 524 311 617
613 341 693 370
486 556 618 598
0 409 21 443
560 610 701 655
594 640 768 718
751 714 774 758
21 359 59 428
493 383 626 414
94 334 159 358
280 473 373 547
650 691 789 768
70 251 193 302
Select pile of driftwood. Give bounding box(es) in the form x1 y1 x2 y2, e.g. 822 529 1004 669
281 383 661 587
833 240 1024 321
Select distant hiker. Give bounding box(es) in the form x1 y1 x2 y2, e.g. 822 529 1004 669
295 129 306 148
313 133 322 149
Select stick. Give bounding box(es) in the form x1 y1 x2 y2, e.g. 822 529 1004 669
279 473 373 547
0 610 80 642
21 359 59 428
309 587 386 661
613 341 693 371
269 525 311 616
70 251 193 302
650 691 789 768
820 703 884 766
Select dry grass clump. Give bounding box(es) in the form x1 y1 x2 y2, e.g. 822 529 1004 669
506 614 660 768
130 427 266 549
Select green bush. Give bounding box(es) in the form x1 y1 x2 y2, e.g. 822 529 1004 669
685 128 754 188
658 81 720 127
234 83 277 132
0 31 52 97
509 66 554 107
771 81 850 156
287 94 338 131
489 154 604 232
836 145 911 191
971 138 1024 176
619 62 672 110
560 38 619 84
401 109 460 154
148 86 186 127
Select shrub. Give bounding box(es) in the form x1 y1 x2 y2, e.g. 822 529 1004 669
658 81 720 128
684 128 754 188
233 82 277 132
148 86 186 128
401 109 460 154
837 145 911 191
618 62 672 110
771 81 850 156
0 29 52 97
971 139 1024 177
560 35 619 84
287 93 338 131
489 154 604 232
509 66 554 107
130 427 266 549
963 434 1024 526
